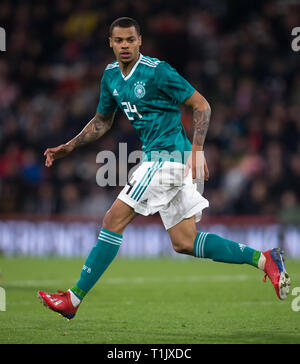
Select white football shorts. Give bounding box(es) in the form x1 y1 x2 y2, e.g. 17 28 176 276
118 161 209 230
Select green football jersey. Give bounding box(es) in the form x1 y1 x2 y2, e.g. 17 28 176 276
97 53 195 163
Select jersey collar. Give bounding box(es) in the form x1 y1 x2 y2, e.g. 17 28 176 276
120 53 142 81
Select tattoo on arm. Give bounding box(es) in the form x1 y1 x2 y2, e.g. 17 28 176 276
67 112 114 149
192 107 211 147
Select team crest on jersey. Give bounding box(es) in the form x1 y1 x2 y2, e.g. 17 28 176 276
134 81 146 99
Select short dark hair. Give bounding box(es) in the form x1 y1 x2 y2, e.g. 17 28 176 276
109 17 141 37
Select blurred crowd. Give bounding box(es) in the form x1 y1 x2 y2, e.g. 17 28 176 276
0 0 300 221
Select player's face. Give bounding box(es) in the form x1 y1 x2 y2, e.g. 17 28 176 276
109 26 142 64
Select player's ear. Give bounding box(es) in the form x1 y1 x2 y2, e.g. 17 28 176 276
138 35 142 47
109 37 113 48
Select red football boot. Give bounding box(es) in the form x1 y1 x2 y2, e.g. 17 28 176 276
38 290 80 320
262 248 291 300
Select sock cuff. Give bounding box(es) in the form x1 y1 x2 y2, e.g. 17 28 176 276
252 250 262 268
193 232 209 258
101 227 122 238
71 285 87 300
98 228 123 246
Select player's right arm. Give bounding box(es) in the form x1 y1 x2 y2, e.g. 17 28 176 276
44 111 114 167
45 68 118 168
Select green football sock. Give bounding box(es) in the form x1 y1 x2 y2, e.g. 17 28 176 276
193 232 262 267
71 228 122 300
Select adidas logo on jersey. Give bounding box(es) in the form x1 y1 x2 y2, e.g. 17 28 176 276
113 89 119 96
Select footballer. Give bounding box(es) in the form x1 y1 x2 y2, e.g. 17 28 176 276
38 17 290 319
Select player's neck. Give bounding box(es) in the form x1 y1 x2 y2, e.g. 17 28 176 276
118 53 140 76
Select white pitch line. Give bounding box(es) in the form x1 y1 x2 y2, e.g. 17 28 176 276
7 300 281 307
3 274 253 288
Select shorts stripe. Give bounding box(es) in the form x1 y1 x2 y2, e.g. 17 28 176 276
131 162 159 200
134 161 163 201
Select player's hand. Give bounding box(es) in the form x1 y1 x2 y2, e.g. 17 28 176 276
44 144 74 167
184 145 209 182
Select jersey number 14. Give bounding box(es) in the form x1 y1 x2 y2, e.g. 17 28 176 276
121 102 142 120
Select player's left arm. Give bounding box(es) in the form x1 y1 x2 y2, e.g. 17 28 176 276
184 90 211 180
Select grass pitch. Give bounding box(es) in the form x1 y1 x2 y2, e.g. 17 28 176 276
0 256 300 344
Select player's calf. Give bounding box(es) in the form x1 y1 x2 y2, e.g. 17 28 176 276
172 243 193 255
170 236 195 255
168 218 197 256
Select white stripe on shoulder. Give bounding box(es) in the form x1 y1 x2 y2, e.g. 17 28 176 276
142 56 160 62
141 56 160 65
140 61 158 68
105 63 119 70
